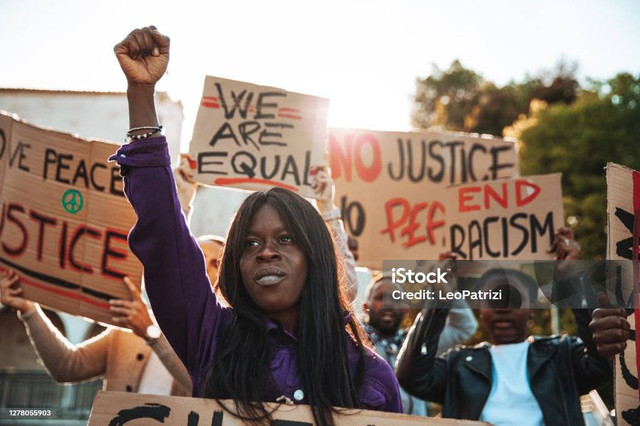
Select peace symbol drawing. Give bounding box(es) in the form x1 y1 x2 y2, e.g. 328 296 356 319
61 189 84 214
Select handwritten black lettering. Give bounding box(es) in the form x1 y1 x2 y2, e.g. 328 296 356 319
0 128 6 159
198 152 228 175
340 196 366 236
215 83 253 120
255 91 286 119
108 403 170 426
10 141 31 172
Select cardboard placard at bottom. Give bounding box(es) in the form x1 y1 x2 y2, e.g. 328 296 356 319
615 315 640 426
88 391 490 425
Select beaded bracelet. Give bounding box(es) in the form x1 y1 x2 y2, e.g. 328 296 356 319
127 125 163 135
125 125 163 142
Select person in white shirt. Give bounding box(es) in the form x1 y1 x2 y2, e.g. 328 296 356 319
396 228 624 425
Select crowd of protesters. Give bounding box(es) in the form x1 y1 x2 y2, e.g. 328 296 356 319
0 26 634 426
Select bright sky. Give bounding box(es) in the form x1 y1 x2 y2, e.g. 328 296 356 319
2 0 639 147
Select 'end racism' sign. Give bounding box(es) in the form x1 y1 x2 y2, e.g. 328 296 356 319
189 76 329 198
329 129 564 268
0 111 141 325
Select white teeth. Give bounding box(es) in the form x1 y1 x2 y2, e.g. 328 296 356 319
257 274 283 285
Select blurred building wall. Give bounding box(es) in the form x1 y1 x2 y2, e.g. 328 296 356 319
0 88 183 165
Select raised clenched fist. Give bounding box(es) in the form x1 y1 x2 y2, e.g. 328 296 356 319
114 26 170 86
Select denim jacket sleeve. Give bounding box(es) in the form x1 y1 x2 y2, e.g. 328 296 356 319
110 136 230 393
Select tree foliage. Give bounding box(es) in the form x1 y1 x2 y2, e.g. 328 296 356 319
515 73 640 259
412 59 579 136
412 60 483 131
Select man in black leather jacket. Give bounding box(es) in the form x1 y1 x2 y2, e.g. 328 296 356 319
395 229 628 425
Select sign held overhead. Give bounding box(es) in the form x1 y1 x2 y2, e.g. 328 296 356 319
189 76 329 198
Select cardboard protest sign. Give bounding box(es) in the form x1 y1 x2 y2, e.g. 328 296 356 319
189 76 329 198
445 173 563 262
606 162 640 426
329 128 519 188
329 129 562 268
88 391 490 425
0 111 142 325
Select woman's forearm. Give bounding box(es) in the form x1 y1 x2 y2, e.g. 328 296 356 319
327 218 358 304
21 305 108 382
127 84 159 130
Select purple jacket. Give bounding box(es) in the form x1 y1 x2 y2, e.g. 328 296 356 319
110 136 402 412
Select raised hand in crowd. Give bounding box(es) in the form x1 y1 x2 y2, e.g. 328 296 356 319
0 269 35 314
546 227 631 360
313 159 349 271
174 153 199 218
548 226 581 280
310 164 336 214
310 163 358 303
109 277 154 338
114 26 169 86
590 293 631 359
114 26 169 131
434 251 458 293
549 227 581 261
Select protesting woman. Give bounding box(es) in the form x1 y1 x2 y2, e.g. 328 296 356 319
111 26 401 425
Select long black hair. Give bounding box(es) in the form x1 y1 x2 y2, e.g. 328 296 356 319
204 187 367 425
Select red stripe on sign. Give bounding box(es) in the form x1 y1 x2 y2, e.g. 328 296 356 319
278 107 300 113
277 113 302 120
201 101 220 108
214 178 299 192
203 96 218 101
22 278 111 310
0 265 111 310
632 170 640 400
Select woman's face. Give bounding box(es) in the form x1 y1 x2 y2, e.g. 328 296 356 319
240 203 308 323
478 277 530 344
